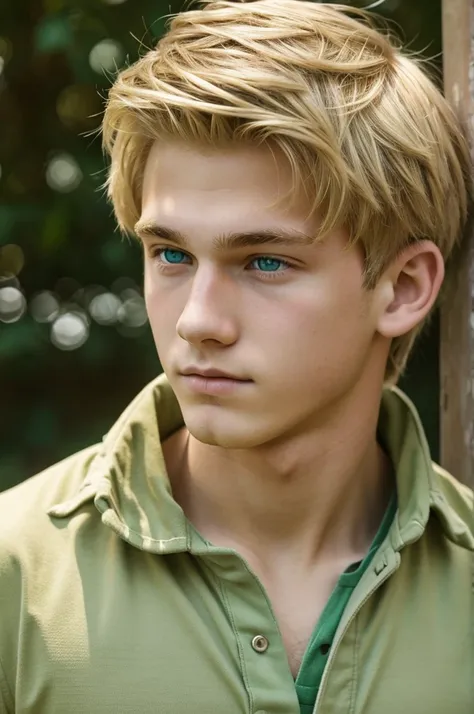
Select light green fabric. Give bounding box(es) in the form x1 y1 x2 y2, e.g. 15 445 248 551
0 373 472 714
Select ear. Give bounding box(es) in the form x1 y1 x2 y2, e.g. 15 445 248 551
376 241 445 339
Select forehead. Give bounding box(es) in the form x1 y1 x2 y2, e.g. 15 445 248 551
140 140 316 231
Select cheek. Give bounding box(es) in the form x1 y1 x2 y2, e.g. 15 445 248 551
266 285 372 382
144 270 178 325
143 264 155 308
144 280 172 346
144 280 158 329
268 283 365 343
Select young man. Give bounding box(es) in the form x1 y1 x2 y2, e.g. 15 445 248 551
0 1 473 712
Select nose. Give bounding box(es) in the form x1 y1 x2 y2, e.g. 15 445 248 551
176 266 239 346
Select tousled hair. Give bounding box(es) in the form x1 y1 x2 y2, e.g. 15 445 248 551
102 0 472 383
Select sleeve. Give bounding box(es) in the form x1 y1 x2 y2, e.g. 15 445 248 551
0 655 13 714
0 519 21 714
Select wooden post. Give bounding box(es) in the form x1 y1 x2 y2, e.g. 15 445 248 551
441 0 474 487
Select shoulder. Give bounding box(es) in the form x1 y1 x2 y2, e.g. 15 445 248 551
432 461 473 509
0 444 101 557
0 446 104 711
431 461 474 545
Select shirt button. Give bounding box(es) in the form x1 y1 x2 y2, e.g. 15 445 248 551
251 635 269 653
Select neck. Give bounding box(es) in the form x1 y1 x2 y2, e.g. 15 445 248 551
165 386 394 570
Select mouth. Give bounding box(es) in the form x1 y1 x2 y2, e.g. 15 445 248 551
180 367 251 381
179 371 253 396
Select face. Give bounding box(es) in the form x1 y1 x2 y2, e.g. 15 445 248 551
139 140 386 448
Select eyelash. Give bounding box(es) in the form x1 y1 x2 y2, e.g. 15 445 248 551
149 247 292 280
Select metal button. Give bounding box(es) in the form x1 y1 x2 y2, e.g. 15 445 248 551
251 635 269 653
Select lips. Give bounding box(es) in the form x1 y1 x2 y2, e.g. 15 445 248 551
180 367 250 381
179 371 253 396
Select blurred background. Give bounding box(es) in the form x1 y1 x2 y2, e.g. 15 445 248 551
0 0 441 492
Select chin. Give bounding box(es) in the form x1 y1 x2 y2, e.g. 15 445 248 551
182 408 272 449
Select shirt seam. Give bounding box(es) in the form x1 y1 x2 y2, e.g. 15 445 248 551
99 505 187 550
348 612 360 714
217 576 254 714
0 654 13 714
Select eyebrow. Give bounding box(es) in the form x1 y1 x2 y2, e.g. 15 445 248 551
133 220 317 251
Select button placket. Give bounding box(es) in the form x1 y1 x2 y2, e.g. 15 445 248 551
212 551 300 713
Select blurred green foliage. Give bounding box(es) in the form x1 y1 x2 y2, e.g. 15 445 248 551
0 0 442 491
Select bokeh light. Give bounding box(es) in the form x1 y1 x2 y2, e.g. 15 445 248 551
117 294 148 328
0 244 25 277
101 0 128 5
111 276 139 294
51 312 89 351
46 153 83 193
0 286 26 323
0 37 13 64
89 292 122 325
80 285 108 312
0 275 20 290
89 39 124 74
30 291 60 324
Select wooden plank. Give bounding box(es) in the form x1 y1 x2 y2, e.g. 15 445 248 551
440 0 474 487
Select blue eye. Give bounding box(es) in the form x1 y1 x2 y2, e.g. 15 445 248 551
161 248 189 264
253 257 286 272
152 247 290 280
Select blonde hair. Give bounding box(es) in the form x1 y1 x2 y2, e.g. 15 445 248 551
102 0 471 383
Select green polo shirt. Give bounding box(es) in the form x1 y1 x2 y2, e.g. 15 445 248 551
191 485 397 714
0 374 472 714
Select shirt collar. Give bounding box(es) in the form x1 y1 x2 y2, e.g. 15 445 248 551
48 374 474 554
379 385 473 551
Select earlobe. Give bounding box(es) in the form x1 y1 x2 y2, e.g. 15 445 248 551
377 241 445 339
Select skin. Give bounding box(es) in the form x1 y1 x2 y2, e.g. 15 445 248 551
137 140 445 580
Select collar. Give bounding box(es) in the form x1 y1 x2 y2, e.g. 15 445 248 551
48 373 474 554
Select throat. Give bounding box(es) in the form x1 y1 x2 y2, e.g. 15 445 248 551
164 426 394 572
